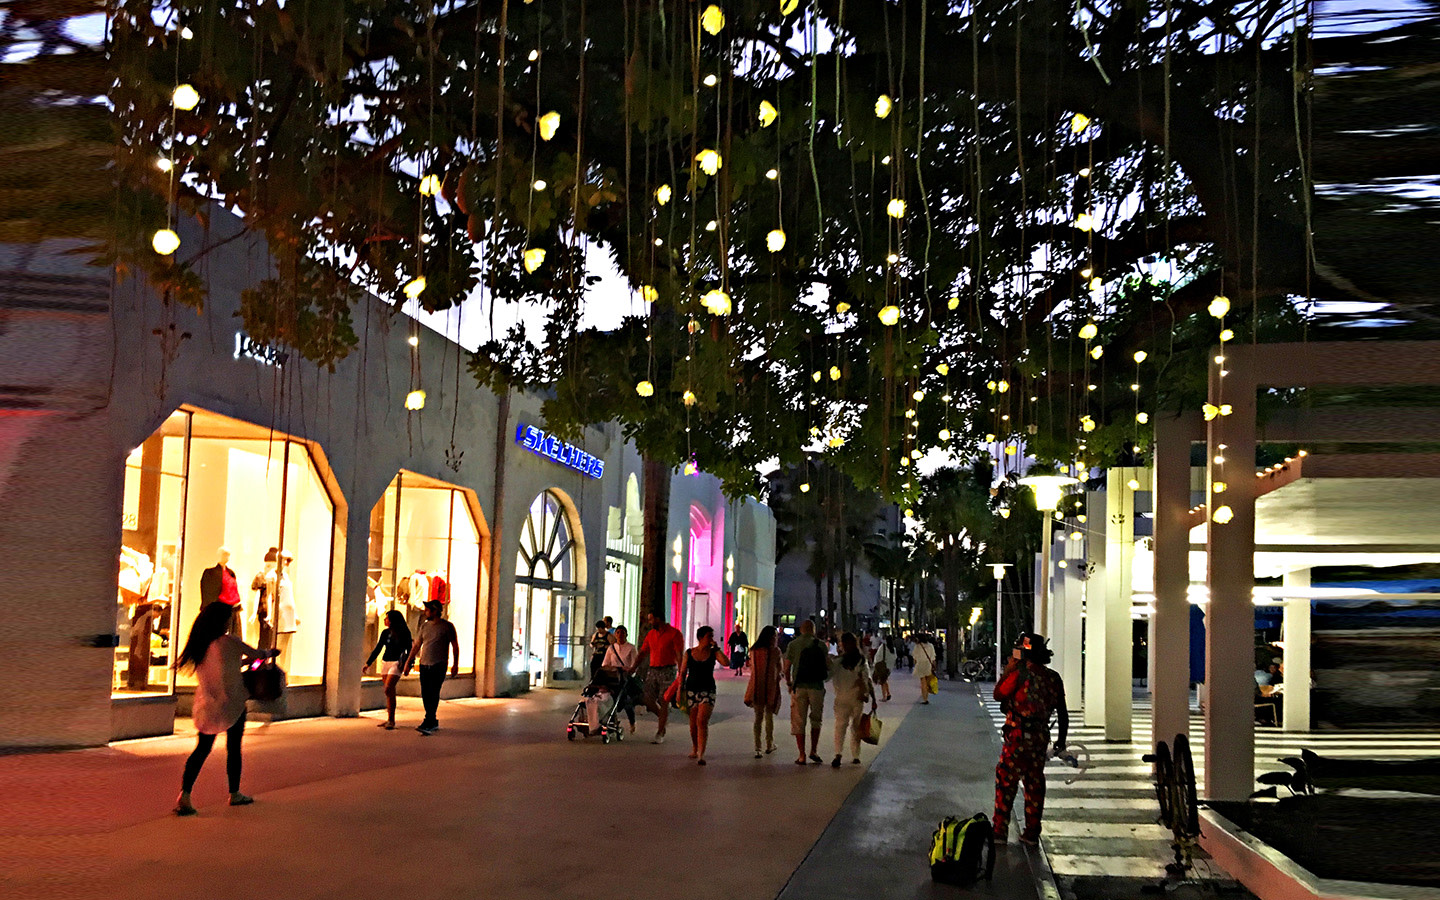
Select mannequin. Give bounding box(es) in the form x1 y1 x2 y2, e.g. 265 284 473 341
251 548 278 651
200 546 242 636
273 551 298 671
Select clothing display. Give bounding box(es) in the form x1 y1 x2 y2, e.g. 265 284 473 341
250 565 277 651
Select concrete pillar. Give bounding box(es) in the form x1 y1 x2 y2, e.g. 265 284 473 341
1204 357 1258 800
1083 488 1108 728
1152 416 1194 753
1032 551 1044 637
326 497 372 717
1283 569 1311 732
1059 531 1085 705
1103 468 1137 743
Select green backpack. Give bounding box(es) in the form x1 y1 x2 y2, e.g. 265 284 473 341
929 813 996 886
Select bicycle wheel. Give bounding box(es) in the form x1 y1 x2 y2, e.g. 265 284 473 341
1172 734 1200 839
1149 741 1174 829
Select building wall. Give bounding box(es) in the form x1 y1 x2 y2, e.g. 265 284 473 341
0 214 775 749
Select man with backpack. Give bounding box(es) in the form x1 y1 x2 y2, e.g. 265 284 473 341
992 632 1068 845
783 618 830 764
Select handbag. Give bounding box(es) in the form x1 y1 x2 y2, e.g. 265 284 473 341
242 658 286 702
925 675 939 694
861 713 883 745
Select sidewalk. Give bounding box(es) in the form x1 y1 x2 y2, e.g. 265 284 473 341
2 674 941 900
780 680 1044 900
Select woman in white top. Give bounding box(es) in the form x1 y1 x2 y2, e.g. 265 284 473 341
913 633 937 704
173 601 275 816
601 625 640 733
830 632 877 767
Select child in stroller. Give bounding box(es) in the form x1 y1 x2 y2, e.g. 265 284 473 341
566 633 638 743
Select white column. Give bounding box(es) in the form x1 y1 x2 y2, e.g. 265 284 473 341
1033 551 1044 637
1083 488 1108 728
1283 569 1311 732
1059 532 1085 705
1103 468 1136 743
1151 416 1193 754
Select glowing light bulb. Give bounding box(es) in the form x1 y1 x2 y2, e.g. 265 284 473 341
758 101 778 127
1074 213 1095 232
997 380 1010 393
766 229 786 252
538 111 561 141
985 433 996 442
1080 267 1093 278
1071 112 1091 133
936 363 949 375
682 390 697 407
528 50 539 61
705 220 718 232
1208 295 1230 318
1202 403 1233 420
640 285 658 303
703 74 718 87
886 198 906 218
523 248 546 272
886 253 899 264
403 275 427 299
877 305 900 326
1080 416 1096 433
700 5 725 35
829 366 842 381
1212 505 1234 524
912 390 925 401
655 184 672 205
1133 350 1148 363
1219 328 1234 342
939 428 951 440
874 95 893 118
151 228 180 256
419 174 442 196
1136 412 1149 424
811 371 822 383
999 506 1012 519
1212 481 1228 494
835 302 851 314
696 149 722 176
1090 345 1104 360
171 84 200 110
800 483 811 493
532 179 547 190
948 296 960 310
180 26 194 39
1078 166 1092 177
828 436 844 448
780 0 799 14
405 389 427 410
702 289 732 315
765 168 779 180
407 335 419 347
156 157 174 173
636 380 654 397
1078 322 1098 340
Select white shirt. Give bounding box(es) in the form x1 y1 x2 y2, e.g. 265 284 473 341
603 641 638 670
913 642 935 677
274 573 296 633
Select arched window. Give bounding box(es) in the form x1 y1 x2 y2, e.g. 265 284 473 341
513 491 580 686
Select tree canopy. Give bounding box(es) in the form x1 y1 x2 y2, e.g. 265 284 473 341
6 0 1434 503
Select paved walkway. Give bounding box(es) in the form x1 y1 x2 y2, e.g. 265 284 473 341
2 674 1046 900
780 680 1043 900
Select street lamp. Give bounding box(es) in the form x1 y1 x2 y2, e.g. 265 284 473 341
1018 473 1079 639
991 562 1012 682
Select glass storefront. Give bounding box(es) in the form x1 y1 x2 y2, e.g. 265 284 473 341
513 490 580 687
366 472 483 674
603 474 643 636
114 408 337 698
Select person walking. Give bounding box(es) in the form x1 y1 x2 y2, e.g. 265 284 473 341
601 624 640 734
993 633 1069 846
677 626 729 765
872 633 894 702
783 619 830 765
914 633 937 704
831 632 877 768
744 625 783 758
403 600 459 735
364 609 413 730
172 602 276 815
588 619 611 678
637 611 685 744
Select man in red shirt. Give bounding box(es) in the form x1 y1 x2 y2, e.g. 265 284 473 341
993 632 1069 845
637 611 685 744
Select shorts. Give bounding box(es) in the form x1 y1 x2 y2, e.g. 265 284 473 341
381 661 401 677
790 687 825 735
644 665 678 706
685 689 716 707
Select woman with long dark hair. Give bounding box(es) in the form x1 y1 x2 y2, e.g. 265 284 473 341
676 625 729 765
173 601 275 815
744 625 783 758
364 608 413 730
831 632 876 768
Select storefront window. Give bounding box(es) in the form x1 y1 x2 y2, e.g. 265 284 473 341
115 410 191 696
513 490 580 686
366 472 483 674
115 408 337 698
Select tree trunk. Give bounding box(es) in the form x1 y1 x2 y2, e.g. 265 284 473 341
483 389 510 697
943 546 960 679
640 456 672 624
813 575 823 623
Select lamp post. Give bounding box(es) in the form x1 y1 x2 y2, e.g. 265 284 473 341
991 562 1012 682
1018 474 1079 638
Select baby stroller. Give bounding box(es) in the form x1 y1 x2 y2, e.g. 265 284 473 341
566 669 633 744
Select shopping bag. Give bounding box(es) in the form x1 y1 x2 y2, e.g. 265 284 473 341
862 713 883 745
925 675 939 694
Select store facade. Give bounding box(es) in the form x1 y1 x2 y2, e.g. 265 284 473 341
0 214 775 750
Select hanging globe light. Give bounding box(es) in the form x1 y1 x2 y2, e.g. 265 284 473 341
700 5 726 35
405 389 427 410
758 101 778 127
877 305 900 326
171 84 200 110
655 184 672 205
523 248 546 272
766 229 787 252
1208 295 1231 318
886 198 906 218
1078 321 1098 340
874 95 893 119
696 149 723 176
538 111 561 141
636 380 655 397
418 174 442 196
151 228 181 256
403 276 427 299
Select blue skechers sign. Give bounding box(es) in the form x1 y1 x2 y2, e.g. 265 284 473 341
515 423 605 479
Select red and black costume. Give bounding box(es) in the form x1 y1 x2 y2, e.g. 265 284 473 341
993 655 1068 843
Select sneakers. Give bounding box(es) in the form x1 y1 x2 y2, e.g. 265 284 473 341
755 750 763 759
808 753 823 764
652 732 666 745
416 723 438 735
831 755 842 769
173 798 197 817
229 793 254 806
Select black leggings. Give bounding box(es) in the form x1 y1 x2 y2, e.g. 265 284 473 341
182 713 246 793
